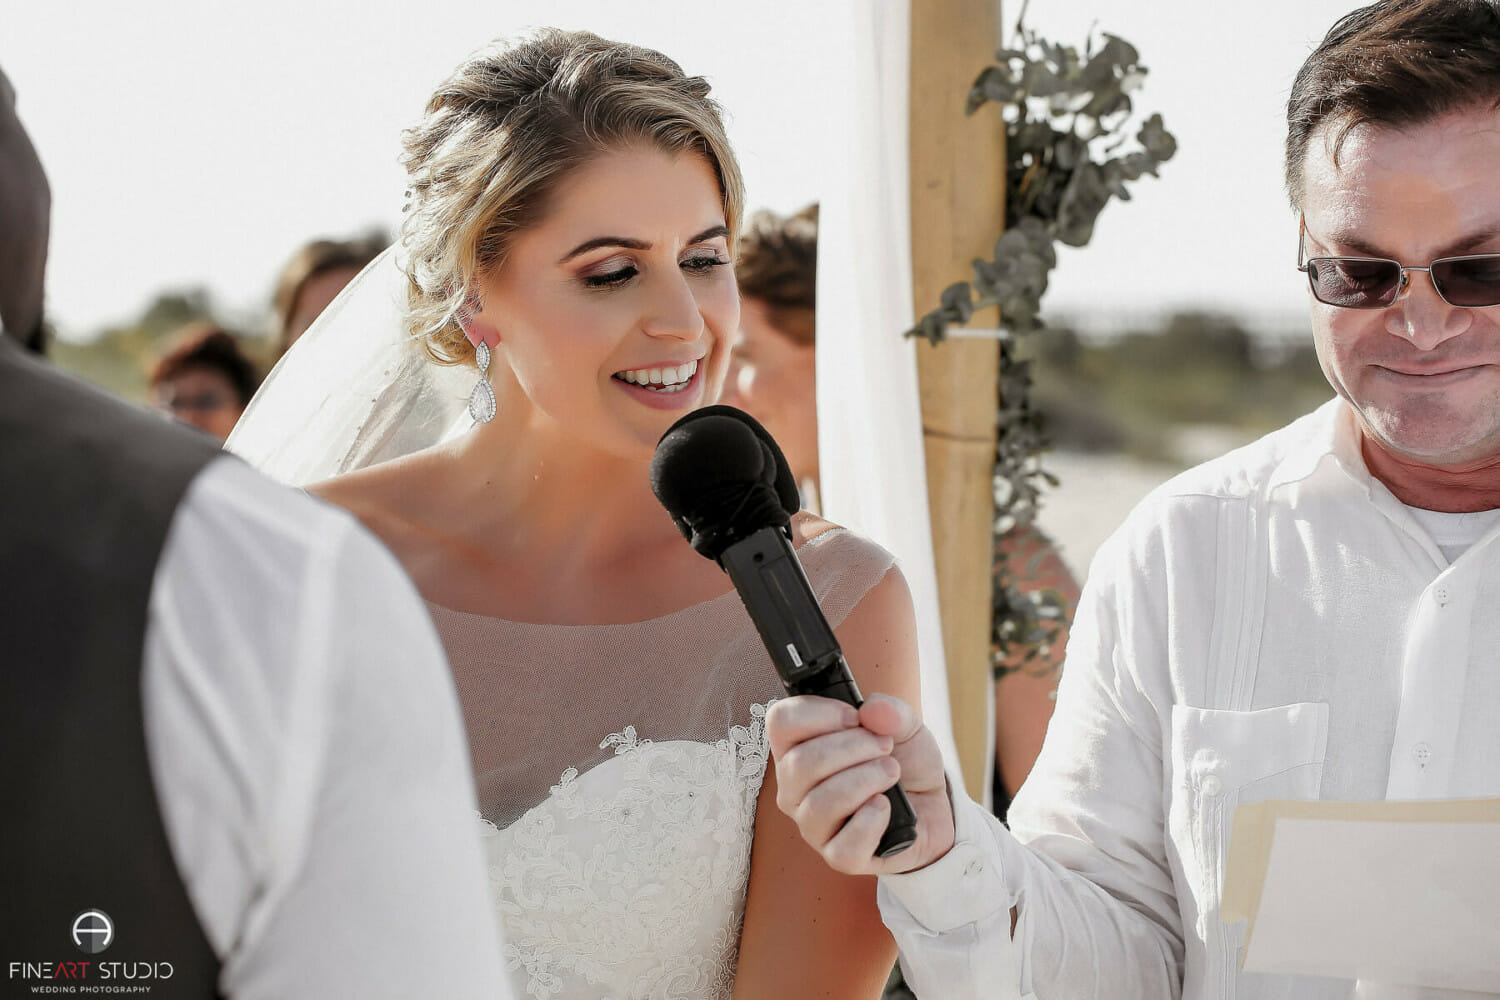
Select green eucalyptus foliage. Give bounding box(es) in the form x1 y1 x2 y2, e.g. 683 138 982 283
903 11 1175 677
908 17 1176 344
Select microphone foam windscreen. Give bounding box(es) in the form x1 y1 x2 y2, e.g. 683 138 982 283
651 406 796 561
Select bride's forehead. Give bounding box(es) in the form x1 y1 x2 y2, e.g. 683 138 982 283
523 148 724 240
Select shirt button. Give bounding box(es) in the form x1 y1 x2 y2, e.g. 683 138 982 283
1412 743 1433 769
1200 774 1223 796
1434 586 1450 606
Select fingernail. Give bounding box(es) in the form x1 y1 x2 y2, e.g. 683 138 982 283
877 736 894 752
843 706 859 727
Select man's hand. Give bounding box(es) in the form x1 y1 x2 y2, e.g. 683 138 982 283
766 693 956 876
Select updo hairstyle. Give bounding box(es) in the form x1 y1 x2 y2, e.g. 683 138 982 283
400 29 745 365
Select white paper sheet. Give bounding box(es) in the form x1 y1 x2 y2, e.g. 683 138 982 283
1222 799 1500 991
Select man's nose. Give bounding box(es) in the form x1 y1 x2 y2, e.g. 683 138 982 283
1385 270 1473 350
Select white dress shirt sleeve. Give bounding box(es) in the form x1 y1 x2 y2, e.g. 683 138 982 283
877 788 1022 999
142 456 512 999
877 526 1184 999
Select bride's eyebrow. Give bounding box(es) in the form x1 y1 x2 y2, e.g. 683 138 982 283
558 225 730 264
559 236 648 263
687 225 730 247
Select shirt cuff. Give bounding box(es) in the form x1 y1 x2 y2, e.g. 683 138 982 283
878 775 1015 934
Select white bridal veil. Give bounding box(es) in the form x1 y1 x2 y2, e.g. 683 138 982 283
227 248 474 485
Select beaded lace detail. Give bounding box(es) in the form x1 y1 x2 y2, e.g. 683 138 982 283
480 704 773 1000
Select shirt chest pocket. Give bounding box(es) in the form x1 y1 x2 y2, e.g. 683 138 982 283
1167 703 1330 989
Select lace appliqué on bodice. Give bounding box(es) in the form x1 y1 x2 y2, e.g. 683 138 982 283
479 703 774 1000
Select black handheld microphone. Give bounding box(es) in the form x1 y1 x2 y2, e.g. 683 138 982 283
650 405 918 858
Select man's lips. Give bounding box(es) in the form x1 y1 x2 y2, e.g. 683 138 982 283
1374 362 1491 380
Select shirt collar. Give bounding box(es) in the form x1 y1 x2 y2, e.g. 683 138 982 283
1268 397 1378 499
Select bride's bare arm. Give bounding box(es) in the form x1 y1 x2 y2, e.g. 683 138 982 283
731 565 922 999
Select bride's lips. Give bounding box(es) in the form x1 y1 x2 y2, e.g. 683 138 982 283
610 358 704 410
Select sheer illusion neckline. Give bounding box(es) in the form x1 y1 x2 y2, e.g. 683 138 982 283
425 525 847 629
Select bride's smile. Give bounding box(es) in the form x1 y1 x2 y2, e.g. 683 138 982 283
470 145 738 455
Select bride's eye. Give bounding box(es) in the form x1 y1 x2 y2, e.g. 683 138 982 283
583 265 639 288
682 254 729 275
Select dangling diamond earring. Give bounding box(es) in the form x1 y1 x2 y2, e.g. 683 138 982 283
469 341 497 423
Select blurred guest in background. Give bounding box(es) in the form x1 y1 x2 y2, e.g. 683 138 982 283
147 322 259 440
726 204 821 504
726 203 1078 811
271 233 384 357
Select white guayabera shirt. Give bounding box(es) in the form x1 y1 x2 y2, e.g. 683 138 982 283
878 398 1500 1000
143 457 513 999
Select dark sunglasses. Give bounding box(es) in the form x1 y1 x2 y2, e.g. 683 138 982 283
1297 218 1500 309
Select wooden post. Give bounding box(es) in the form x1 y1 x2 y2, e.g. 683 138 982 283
910 0 1005 796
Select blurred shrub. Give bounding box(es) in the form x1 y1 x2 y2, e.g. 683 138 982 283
47 288 268 404
1026 310 1332 462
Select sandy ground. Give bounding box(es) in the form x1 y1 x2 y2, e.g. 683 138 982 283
1032 450 1185 584
1032 426 1264 583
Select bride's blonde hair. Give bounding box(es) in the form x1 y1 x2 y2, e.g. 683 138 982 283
399 29 745 365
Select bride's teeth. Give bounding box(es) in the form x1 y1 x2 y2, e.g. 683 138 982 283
615 360 697 390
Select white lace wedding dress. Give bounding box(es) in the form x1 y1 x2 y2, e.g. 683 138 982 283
429 526 895 1000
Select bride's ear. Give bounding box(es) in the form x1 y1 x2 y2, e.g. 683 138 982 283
459 295 501 350
463 317 500 351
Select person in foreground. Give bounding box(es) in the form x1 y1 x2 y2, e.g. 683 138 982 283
232 29 917 1000
766 2 1500 997
0 65 510 998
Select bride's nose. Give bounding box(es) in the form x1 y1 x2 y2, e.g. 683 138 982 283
641 271 705 342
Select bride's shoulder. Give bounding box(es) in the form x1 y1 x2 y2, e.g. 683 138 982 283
788 512 919 703
789 510 850 546
309 454 444 560
789 511 893 563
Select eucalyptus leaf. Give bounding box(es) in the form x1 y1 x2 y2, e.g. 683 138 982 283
1099 34 1141 68
940 281 976 323
1052 134 1085 170
1138 113 1178 160
1056 161 1110 247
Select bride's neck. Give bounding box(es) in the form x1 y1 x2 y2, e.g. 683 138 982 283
439 409 676 563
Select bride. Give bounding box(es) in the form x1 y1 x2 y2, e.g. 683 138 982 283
232 29 921 1000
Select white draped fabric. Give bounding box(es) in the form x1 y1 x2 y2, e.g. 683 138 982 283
816 0 966 791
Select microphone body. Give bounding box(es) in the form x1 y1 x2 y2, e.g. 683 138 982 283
719 525 919 858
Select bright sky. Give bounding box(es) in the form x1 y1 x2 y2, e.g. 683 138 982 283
4 0 1365 341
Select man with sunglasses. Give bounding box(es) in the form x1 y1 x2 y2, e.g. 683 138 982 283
764 1 1500 997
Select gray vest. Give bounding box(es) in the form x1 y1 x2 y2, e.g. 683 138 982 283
0 337 223 996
